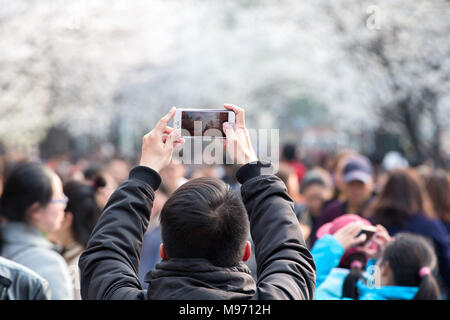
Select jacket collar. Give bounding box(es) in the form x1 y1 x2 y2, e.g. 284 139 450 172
145 258 256 300
1 222 53 250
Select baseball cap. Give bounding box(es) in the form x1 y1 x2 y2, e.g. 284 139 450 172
342 155 373 184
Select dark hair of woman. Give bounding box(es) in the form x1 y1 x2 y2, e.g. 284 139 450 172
368 169 436 227
63 175 106 247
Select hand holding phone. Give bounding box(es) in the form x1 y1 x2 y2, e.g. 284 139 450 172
222 104 258 165
333 222 369 250
361 224 392 259
139 108 185 172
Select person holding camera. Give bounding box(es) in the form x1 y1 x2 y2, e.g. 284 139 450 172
79 104 316 300
311 214 440 300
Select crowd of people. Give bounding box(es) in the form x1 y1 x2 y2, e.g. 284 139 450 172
0 105 449 300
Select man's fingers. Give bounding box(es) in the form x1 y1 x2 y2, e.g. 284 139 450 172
223 122 241 162
165 130 183 149
162 135 184 144
223 122 238 141
224 103 245 129
156 107 177 132
173 138 185 149
163 126 175 134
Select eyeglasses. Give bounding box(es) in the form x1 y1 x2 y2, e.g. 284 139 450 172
49 196 69 206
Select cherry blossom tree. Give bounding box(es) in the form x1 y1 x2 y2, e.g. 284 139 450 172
0 0 448 166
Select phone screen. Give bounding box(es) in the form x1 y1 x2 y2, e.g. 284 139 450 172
181 111 230 137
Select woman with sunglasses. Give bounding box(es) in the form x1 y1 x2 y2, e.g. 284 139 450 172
0 162 73 299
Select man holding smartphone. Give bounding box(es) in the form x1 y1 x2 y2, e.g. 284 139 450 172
79 104 316 300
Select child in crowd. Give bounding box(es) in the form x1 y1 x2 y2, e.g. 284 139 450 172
312 214 440 300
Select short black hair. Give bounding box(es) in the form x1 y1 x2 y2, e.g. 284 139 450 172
160 177 249 267
282 144 297 161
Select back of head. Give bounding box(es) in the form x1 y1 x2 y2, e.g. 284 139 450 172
282 144 297 161
381 233 440 300
275 164 298 197
326 149 358 175
0 161 53 223
421 169 450 223
63 176 105 247
370 169 435 226
300 169 327 194
160 177 249 267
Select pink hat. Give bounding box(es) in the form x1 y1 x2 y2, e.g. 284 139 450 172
316 214 372 239
316 214 375 269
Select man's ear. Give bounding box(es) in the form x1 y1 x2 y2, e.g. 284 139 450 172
160 243 168 260
242 241 251 262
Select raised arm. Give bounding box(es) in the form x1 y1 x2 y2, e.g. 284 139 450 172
79 108 184 299
223 104 316 300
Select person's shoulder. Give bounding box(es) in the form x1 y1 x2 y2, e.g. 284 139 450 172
23 246 68 270
408 213 448 238
410 212 443 227
0 256 49 286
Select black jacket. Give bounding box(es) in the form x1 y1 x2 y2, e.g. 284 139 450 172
79 161 316 300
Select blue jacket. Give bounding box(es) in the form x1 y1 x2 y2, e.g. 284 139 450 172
311 235 419 300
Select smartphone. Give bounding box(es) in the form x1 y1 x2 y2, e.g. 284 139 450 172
173 108 236 138
356 225 377 246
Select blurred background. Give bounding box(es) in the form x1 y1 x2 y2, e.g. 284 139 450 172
1 0 449 169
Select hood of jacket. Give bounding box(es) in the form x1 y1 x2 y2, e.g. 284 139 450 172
145 258 256 300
